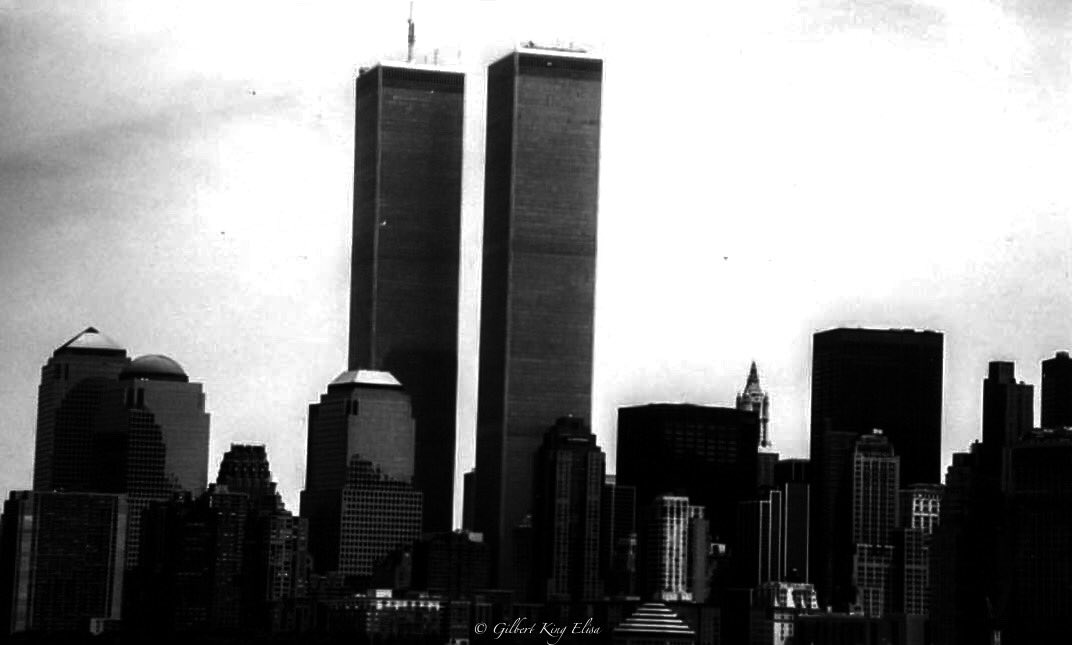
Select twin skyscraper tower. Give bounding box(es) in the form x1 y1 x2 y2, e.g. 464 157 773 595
341 46 603 588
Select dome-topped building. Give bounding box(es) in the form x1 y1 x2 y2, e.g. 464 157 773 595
120 354 189 382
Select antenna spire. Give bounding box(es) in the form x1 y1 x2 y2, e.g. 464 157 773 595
407 2 415 63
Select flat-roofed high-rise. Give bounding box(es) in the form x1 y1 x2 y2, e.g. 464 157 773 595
474 47 603 587
301 369 417 574
809 327 943 609
349 63 464 533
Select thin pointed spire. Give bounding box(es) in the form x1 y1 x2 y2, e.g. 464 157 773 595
747 360 760 386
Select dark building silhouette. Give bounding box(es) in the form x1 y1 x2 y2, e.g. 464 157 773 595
983 361 1033 447
137 445 311 636
1001 429 1072 643
736 488 784 587
0 491 127 635
776 459 811 583
601 475 638 598
933 429 1072 644
33 327 130 492
411 530 491 598
532 417 605 601
930 362 1037 644
617 404 760 545
474 47 603 589
349 63 465 534
301 369 415 574
462 469 476 531
810 328 943 609
930 450 984 645
756 452 778 489
794 613 925 645
1040 350 1072 429
215 444 310 631
138 485 248 633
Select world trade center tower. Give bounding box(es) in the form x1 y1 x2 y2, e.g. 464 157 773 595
474 47 603 588
348 63 465 533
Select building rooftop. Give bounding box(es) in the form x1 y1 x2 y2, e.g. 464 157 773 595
517 41 601 60
120 354 189 382
329 369 402 389
613 603 695 637
55 326 125 355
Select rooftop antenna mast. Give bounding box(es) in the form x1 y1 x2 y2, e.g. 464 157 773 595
407 1 415 63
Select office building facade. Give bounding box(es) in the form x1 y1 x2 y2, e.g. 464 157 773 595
338 456 422 579
349 63 465 534
645 495 706 602
301 370 415 574
851 432 900 617
474 47 603 587
0 491 127 634
531 417 605 601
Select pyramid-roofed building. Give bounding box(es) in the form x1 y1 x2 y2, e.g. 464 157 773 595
613 602 696 645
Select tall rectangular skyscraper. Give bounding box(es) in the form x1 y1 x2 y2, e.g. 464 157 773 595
474 47 603 587
809 327 942 610
349 63 464 533
1041 351 1072 429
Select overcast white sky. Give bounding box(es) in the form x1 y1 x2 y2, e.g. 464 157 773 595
2 0 1071 521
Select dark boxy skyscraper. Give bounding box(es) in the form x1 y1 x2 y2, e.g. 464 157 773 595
617 404 760 543
1041 350 1072 429
474 47 603 586
809 328 942 608
349 63 464 534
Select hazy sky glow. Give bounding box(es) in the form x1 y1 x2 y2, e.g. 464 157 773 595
1 0 1070 520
